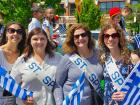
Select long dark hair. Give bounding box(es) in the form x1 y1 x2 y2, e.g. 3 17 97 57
24 28 54 61
0 22 26 55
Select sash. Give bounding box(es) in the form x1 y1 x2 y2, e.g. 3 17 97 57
0 66 33 100
26 58 56 91
105 56 124 90
69 54 102 97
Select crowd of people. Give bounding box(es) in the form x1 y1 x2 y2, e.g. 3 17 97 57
0 4 139 105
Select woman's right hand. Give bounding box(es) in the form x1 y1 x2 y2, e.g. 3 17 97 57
25 96 34 105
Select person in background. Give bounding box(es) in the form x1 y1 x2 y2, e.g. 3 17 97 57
98 23 139 105
42 7 57 45
0 22 26 105
109 7 122 28
0 11 4 37
10 28 62 105
28 6 43 33
54 23 103 105
120 6 132 32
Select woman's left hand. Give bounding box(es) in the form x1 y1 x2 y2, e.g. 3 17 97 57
112 91 125 101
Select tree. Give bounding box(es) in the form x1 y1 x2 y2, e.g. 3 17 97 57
0 0 64 28
75 0 101 30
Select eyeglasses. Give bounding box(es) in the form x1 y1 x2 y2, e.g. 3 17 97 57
74 32 87 39
7 28 24 35
104 33 119 39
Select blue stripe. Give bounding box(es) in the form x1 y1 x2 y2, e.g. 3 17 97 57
9 78 15 93
134 94 140 105
128 86 139 105
77 92 80 105
15 85 21 97
3 76 8 89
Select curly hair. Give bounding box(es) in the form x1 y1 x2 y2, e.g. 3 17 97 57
0 22 26 55
24 28 54 61
98 24 131 65
62 23 95 54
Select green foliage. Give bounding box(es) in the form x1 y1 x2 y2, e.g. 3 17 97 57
0 0 64 28
127 4 140 35
75 0 101 30
0 0 33 28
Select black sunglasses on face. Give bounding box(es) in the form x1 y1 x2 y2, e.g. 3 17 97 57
104 33 119 39
74 32 87 39
7 28 24 35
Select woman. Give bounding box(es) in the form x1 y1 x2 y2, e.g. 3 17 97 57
0 22 26 105
10 28 62 105
98 24 139 105
54 23 103 105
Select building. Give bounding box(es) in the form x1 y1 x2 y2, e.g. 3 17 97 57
60 0 138 16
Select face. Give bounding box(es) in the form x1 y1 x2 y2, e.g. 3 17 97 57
112 14 121 25
73 28 89 49
31 33 47 53
122 10 130 17
36 11 42 20
104 28 120 50
6 24 23 45
45 9 54 20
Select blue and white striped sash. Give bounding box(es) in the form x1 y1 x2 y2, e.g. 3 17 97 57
0 66 33 100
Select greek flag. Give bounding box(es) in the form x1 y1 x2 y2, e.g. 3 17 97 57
62 72 85 105
120 61 140 105
133 34 140 49
0 66 33 100
59 24 67 35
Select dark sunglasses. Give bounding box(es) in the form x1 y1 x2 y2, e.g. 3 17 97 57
7 28 24 35
74 32 87 39
104 33 119 39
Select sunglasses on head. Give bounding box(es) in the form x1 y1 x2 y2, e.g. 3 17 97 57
104 33 119 39
74 32 87 39
7 28 24 35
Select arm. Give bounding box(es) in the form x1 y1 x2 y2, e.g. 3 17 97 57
53 56 69 105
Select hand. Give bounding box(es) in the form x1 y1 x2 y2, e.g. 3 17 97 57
112 91 125 101
25 96 34 105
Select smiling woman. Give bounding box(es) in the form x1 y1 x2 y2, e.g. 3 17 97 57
10 28 63 105
0 22 26 105
98 23 139 105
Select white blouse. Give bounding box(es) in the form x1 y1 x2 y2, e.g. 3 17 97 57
10 52 62 105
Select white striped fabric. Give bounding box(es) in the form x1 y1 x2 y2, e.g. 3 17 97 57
0 66 33 100
62 72 85 105
134 34 140 49
120 61 140 105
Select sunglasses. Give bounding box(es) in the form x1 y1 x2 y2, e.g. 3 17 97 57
74 32 87 39
7 28 24 35
104 33 119 39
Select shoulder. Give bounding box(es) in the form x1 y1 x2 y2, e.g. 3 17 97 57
130 52 139 64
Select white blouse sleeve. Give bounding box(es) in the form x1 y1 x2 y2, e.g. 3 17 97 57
10 55 25 84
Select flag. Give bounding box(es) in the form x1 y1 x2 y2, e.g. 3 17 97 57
120 62 140 105
62 72 85 105
133 34 140 49
0 67 33 100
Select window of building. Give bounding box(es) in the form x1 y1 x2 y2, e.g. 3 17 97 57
131 0 138 4
70 3 76 16
100 1 125 12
